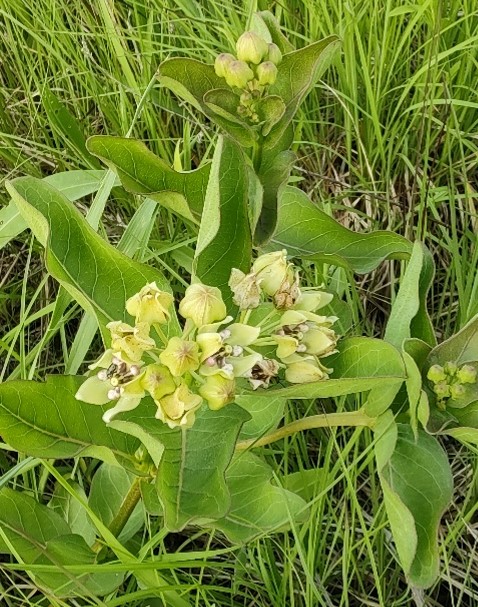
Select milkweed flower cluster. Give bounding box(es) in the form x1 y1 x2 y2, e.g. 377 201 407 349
427 361 477 408
214 30 282 124
76 250 339 428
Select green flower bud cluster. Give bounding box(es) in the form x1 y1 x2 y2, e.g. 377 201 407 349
76 251 339 429
427 362 477 408
214 31 282 124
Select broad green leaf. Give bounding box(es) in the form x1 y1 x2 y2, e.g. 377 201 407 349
272 186 412 273
236 394 286 441
282 468 328 502
375 422 453 588
87 136 211 222
0 488 122 597
403 351 423 436
213 452 306 542
118 400 249 531
5 176 179 335
252 11 295 54
255 149 296 244
0 375 138 464
194 136 252 303
0 169 111 250
158 58 255 147
266 36 341 148
403 338 432 371
427 312 478 366
258 95 286 136
330 336 406 380
88 463 144 543
203 88 247 125
385 241 423 348
49 481 96 546
329 336 406 416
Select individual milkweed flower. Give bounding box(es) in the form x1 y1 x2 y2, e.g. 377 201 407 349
285 358 327 383
155 384 202 429
293 290 334 312
450 383 466 400
252 250 290 296
142 364 177 401
197 323 261 379
273 310 338 360
199 374 236 410
75 350 145 422
179 283 227 327
214 52 236 78
126 282 173 325
267 42 282 65
107 321 155 362
245 358 280 390
228 268 262 309
427 364 447 383
256 61 278 86
236 31 268 64
273 267 300 309
159 337 200 377
457 364 477 384
223 60 254 89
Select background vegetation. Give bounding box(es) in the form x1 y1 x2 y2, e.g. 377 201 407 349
1 0 478 605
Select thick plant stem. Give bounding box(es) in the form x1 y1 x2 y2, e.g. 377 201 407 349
235 411 374 451
92 477 142 553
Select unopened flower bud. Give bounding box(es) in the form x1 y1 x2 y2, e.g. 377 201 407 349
214 52 235 78
457 364 477 384
450 383 466 400
267 42 282 65
433 381 450 399
236 31 268 64
199 375 236 410
256 61 278 86
224 60 254 89
427 364 447 383
444 361 458 376
126 282 173 325
252 250 289 296
179 283 226 327
228 268 262 309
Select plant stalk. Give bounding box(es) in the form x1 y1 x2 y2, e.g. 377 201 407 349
235 410 374 451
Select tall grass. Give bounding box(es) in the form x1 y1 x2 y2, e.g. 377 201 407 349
1 0 478 605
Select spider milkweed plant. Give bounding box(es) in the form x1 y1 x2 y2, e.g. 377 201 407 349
1 10 477 601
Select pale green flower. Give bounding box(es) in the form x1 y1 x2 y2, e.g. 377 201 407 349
224 60 254 89
214 52 236 78
179 283 227 327
457 364 477 384
301 325 338 357
107 321 155 362
75 350 146 422
236 31 268 64
159 337 200 377
228 268 262 309
199 375 236 410
256 61 278 86
142 364 176 400
285 359 327 383
155 384 202 429
252 250 289 296
294 290 334 312
126 282 173 325
267 43 282 65
427 364 447 383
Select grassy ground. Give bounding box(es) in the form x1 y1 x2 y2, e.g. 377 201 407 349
1 0 478 605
